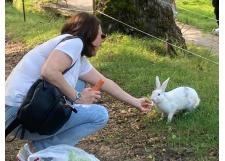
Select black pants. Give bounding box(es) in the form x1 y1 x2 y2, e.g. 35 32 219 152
212 0 219 26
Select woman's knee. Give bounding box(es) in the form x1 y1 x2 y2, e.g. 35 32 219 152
94 105 109 125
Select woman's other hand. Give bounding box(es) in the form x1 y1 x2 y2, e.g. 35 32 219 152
76 88 101 104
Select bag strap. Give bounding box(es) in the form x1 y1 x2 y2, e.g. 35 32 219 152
57 35 82 74
58 35 83 45
5 118 20 140
63 63 76 74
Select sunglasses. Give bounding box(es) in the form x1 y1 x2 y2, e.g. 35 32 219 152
101 33 106 39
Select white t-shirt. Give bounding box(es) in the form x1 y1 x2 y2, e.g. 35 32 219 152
5 34 93 107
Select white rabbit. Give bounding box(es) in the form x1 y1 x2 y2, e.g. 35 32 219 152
150 76 200 122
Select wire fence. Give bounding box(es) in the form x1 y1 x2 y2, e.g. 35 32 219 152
20 1 219 65
160 0 218 22
177 6 218 22
97 10 218 65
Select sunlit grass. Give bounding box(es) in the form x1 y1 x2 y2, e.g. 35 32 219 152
6 3 66 48
176 0 218 32
91 33 218 158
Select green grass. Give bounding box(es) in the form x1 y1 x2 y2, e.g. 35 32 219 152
6 3 66 48
91 33 218 159
13 0 53 12
6 3 219 159
176 0 218 32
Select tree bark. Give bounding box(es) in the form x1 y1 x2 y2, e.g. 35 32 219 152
96 0 186 47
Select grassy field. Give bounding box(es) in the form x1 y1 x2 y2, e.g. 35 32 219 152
5 3 66 48
176 0 218 32
6 3 219 160
94 33 218 159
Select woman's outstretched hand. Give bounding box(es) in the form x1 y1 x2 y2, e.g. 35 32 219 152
135 98 154 113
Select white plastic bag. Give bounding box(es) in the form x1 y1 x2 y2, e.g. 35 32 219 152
28 144 100 161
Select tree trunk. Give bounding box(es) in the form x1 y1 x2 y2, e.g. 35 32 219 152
96 0 186 47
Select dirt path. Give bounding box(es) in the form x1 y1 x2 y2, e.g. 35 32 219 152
66 0 93 11
177 21 219 55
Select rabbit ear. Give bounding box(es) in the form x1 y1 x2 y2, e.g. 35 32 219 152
160 77 170 92
155 76 161 89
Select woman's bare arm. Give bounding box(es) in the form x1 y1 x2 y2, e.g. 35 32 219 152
41 50 100 103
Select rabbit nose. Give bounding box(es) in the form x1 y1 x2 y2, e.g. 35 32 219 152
150 100 154 106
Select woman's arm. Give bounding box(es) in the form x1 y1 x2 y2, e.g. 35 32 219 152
79 68 153 112
41 50 100 103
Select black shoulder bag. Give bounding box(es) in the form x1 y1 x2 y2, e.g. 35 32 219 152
6 35 81 139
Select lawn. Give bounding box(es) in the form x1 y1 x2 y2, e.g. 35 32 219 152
176 0 218 32
5 2 66 48
6 2 219 160
92 33 218 158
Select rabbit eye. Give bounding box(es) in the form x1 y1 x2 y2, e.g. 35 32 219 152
158 93 160 96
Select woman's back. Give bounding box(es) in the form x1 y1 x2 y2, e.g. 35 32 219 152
5 34 83 107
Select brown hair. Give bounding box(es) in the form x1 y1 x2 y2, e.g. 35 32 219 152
61 12 101 57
